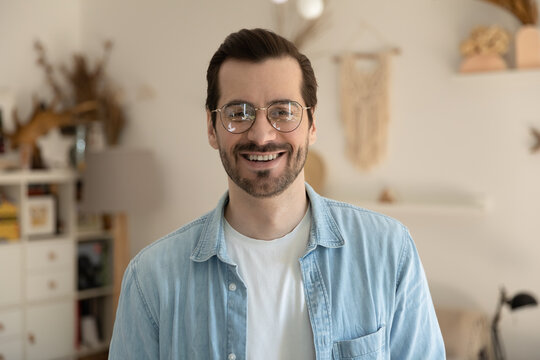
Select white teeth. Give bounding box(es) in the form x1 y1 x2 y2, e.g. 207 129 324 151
248 154 278 161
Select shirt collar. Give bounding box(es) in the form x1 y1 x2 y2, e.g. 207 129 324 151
190 183 345 263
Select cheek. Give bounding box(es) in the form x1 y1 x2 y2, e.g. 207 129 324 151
290 126 312 148
215 130 237 153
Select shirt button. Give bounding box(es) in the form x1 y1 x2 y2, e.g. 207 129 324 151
228 283 237 291
228 353 236 360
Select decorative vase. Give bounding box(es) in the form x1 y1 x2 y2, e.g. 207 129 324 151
515 25 540 69
459 54 507 73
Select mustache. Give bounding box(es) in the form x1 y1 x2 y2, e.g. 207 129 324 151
233 142 292 154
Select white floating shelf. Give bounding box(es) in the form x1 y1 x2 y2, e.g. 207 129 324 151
353 200 490 216
0 169 76 185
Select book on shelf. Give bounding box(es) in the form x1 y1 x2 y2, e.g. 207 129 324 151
77 238 111 291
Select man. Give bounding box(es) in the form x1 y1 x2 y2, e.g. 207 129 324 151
109 28 445 359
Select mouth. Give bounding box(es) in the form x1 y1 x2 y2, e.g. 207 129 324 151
241 152 285 162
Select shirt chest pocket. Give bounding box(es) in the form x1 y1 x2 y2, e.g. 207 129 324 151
332 326 386 360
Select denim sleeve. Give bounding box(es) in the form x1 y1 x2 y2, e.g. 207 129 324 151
109 261 159 359
390 233 446 359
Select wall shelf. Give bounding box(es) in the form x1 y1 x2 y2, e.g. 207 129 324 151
351 198 490 217
77 230 112 242
454 67 540 79
78 286 114 301
0 169 76 185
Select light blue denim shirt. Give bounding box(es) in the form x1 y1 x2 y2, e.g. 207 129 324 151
109 184 445 359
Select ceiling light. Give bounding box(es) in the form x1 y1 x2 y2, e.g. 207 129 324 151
297 0 324 19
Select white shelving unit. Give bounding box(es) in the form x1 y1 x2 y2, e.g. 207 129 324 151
0 170 76 360
0 169 115 359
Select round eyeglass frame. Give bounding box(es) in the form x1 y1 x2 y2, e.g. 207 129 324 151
211 100 311 134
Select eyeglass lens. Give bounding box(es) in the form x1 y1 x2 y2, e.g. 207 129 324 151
220 101 303 133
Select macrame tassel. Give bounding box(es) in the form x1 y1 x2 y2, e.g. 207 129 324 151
339 52 391 171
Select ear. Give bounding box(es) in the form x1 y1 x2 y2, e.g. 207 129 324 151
308 106 317 146
207 110 219 149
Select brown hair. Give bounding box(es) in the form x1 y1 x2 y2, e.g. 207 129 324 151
206 28 317 127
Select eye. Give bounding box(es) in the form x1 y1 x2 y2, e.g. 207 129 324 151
269 103 298 121
224 104 254 122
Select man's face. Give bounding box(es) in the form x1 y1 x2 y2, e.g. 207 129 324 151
207 56 317 198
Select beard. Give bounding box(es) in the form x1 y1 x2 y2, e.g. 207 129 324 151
218 137 309 198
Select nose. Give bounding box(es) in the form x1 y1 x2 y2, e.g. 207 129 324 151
246 108 277 145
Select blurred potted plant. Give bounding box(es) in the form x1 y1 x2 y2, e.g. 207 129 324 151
7 41 126 170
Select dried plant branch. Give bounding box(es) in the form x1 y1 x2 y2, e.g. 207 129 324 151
481 0 538 25
34 40 126 146
93 40 113 85
34 41 66 106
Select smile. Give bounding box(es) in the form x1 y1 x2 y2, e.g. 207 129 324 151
241 153 283 162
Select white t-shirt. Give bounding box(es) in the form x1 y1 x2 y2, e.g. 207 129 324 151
224 208 315 360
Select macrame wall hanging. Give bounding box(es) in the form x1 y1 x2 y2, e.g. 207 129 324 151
337 49 399 171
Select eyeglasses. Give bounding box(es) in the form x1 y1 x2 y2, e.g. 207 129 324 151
211 100 311 134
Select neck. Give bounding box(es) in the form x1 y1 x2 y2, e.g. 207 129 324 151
225 175 308 240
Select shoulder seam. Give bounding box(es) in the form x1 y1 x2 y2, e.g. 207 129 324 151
131 259 160 332
395 231 411 291
325 199 406 224
132 215 208 260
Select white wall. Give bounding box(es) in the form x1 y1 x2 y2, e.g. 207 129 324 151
0 0 81 117
4 0 540 357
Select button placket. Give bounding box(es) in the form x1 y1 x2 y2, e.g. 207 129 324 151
226 265 246 360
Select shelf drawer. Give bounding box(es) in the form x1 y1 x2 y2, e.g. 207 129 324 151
0 338 23 360
0 244 22 306
0 309 22 338
26 239 74 272
26 272 73 301
26 300 75 360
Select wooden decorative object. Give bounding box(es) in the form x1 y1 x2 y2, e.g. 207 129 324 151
479 0 540 69
516 26 540 68
459 26 510 73
112 212 129 314
459 54 507 72
531 127 540 153
378 188 396 204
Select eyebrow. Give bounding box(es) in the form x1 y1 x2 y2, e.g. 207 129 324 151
223 99 296 107
224 99 251 106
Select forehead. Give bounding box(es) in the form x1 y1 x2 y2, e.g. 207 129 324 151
217 56 303 105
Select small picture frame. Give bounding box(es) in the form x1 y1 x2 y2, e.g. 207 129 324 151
26 196 56 236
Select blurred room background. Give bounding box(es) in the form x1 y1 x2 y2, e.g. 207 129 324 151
1 0 539 359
